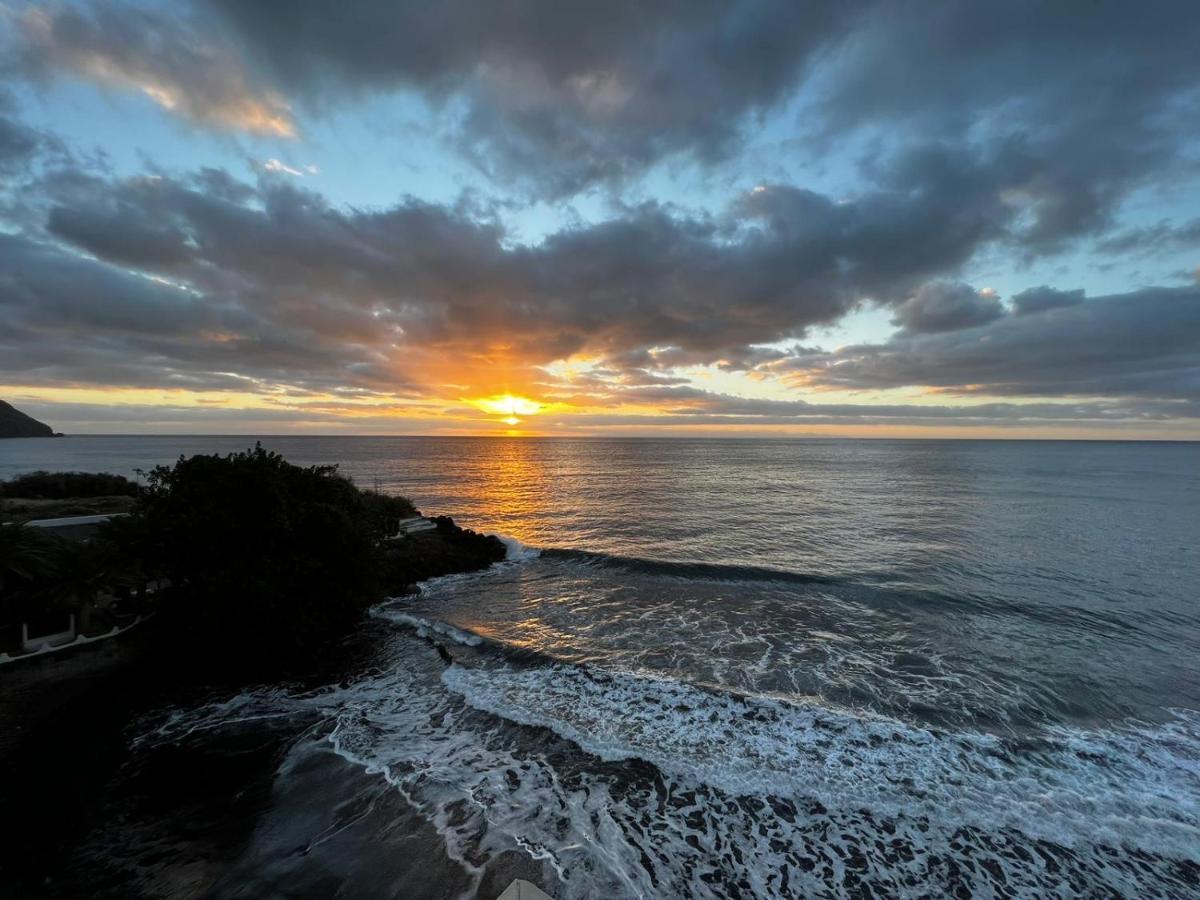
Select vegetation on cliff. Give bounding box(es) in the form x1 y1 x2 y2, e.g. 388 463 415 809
1 471 140 524
1 471 138 499
0 445 505 673
136 445 404 668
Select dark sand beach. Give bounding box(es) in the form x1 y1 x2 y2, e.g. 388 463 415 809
0 621 548 899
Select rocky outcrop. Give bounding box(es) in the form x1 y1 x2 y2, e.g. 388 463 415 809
0 401 55 438
381 515 507 592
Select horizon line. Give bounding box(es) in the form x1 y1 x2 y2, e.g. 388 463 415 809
18 433 1199 444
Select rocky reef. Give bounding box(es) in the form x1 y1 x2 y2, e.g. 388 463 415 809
381 515 507 592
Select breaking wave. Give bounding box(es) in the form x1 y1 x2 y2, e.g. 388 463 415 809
136 621 1200 899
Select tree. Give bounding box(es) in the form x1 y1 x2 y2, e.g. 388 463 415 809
0 524 63 623
134 444 411 672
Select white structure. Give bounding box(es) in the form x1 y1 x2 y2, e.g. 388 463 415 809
387 516 437 539
19 512 127 541
23 514 125 529
0 616 149 665
21 614 76 652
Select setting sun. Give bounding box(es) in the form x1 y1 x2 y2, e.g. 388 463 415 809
473 394 544 425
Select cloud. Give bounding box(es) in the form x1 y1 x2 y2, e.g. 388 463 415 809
890 282 1004 334
0 6 1196 442
3 139 1195 430
0 110 39 172
512 380 1199 431
0 227 426 395
198 0 1200 218
13 164 1031 393
46 194 197 270
0 231 215 335
1011 286 1085 316
773 287 1200 401
18 382 1195 438
0 87 61 177
1095 219 1200 256
8 0 858 192
201 0 860 195
7 0 1198 235
262 158 318 177
808 1 1200 250
14 4 295 136
648 390 1196 426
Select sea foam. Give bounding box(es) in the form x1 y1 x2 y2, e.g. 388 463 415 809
441 660 1200 861
135 629 1200 899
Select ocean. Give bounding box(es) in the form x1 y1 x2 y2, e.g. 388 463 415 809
3 436 1199 897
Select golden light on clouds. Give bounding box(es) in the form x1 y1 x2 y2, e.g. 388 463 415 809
21 8 297 138
131 78 295 137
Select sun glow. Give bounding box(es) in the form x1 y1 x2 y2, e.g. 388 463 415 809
473 394 544 425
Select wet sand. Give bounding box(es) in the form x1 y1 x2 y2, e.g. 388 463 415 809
0 623 544 899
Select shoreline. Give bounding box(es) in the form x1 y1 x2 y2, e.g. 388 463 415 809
0 512 515 899
0 612 543 899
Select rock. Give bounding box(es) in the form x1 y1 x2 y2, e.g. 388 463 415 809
380 515 506 592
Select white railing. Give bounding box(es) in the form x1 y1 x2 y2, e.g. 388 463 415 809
0 615 149 665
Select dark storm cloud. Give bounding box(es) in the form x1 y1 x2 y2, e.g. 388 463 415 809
3 0 1199 431
0 0 1191 394
202 0 861 195
812 1 1200 250
890 282 1004 334
811 1 1200 136
773 288 1200 401
15 0 1196 222
8 0 862 194
47 201 196 270
9 152 1199 426
0 226 427 395
1010 287 1085 317
0 231 215 335
13 155 1074 390
200 0 1200 218
200 0 1200 232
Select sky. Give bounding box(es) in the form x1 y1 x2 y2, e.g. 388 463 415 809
1 1 1198 438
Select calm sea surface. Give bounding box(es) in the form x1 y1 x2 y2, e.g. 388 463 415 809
4 436 1199 897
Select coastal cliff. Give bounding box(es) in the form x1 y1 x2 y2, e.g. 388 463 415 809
0 400 55 438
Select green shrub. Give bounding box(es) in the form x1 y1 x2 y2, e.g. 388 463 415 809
1 471 138 500
134 444 414 672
